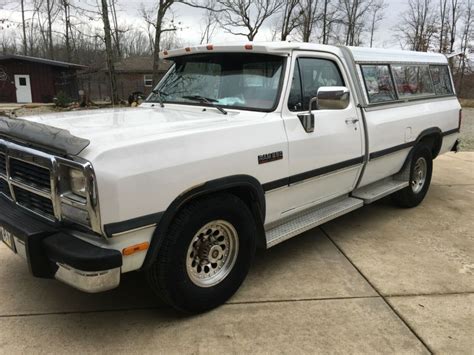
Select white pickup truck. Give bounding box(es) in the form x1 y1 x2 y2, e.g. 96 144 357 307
0 42 461 313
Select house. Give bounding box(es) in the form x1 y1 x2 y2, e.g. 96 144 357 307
77 56 171 101
0 54 86 103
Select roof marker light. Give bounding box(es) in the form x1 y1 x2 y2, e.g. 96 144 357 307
163 50 169 56
244 44 253 50
185 47 191 52
206 44 214 50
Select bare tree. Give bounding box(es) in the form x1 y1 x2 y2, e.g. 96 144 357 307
20 0 28 55
438 0 449 52
395 0 438 51
141 0 177 85
448 0 462 54
338 0 375 46
45 0 55 58
278 0 301 41
368 0 386 47
457 0 473 95
199 9 219 44
211 0 284 41
99 0 118 103
298 0 320 42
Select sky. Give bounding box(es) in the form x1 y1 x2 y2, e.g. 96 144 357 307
0 0 413 49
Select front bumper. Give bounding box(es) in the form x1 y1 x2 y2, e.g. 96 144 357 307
0 197 122 293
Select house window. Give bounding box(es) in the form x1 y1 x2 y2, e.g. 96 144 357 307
144 74 153 87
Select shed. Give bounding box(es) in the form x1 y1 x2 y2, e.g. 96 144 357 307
0 54 85 104
77 56 171 101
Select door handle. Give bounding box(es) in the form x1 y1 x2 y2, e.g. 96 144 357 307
345 118 359 124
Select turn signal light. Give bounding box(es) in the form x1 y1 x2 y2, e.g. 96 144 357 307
123 242 149 256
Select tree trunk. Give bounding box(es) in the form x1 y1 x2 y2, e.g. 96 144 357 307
100 0 119 104
152 8 165 87
46 0 54 59
21 0 28 55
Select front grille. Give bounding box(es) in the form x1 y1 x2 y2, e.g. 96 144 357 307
0 153 5 175
0 144 55 220
0 178 10 197
10 158 51 191
13 186 55 217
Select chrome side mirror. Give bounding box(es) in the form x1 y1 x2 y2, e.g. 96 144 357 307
316 86 350 110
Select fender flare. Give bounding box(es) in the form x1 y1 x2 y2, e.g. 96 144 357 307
141 174 266 270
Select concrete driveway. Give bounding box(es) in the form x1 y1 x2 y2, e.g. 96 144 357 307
0 152 472 354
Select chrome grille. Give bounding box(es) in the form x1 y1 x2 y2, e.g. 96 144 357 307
0 137 102 234
0 152 5 175
13 186 55 217
10 158 52 191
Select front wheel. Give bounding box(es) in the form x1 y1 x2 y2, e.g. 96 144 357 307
392 144 433 208
147 193 256 313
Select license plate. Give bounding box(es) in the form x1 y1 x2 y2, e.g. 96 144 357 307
0 226 16 253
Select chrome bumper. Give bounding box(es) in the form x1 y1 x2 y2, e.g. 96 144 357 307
55 263 120 293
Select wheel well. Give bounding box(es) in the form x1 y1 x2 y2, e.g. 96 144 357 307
225 186 267 250
141 177 267 270
418 133 442 158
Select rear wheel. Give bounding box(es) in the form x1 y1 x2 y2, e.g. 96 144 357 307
392 144 433 208
147 193 256 313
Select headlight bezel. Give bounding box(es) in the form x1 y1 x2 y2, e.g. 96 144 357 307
57 159 101 234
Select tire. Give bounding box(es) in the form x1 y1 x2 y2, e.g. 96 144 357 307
147 193 256 313
392 144 433 208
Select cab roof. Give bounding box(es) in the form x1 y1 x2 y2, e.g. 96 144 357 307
160 41 448 65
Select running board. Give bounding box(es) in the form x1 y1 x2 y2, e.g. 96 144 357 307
351 179 409 204
266 197 363 248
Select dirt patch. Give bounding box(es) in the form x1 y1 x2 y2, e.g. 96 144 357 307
460 107 474 151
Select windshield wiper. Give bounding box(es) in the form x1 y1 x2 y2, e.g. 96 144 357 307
182 95 228 115
151 89 168 108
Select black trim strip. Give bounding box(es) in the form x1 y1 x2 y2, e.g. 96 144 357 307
369 141 415 160
104 212 163 237
263 156 364 192
441 128 460 136
370 128 460 160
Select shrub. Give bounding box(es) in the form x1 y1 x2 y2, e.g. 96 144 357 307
54 91 72 108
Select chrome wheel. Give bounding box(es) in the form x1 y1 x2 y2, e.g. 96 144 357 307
186 220 239 288
411 157 427 194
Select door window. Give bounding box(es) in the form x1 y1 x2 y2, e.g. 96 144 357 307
288 58 344 111
19 77 27 86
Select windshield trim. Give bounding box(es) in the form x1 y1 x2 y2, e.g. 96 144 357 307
146 54 287 113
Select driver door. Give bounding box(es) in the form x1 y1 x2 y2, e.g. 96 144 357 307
280 51 364 214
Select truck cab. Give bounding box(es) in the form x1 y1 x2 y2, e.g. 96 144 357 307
0 42 461 313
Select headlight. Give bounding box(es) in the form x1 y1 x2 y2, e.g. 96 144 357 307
69 168 87 197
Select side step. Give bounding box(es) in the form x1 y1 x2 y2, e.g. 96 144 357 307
352 178 409 204
266 197 363 248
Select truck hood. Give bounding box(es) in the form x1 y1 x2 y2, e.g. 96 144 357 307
21 106 266 158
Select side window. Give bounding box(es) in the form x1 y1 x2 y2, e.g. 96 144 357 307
430 65 453 95
288 57 344 112
392 65 434 98
361 65 397 103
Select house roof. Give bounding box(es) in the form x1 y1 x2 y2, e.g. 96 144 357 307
113 56 171 72
0 54 87 69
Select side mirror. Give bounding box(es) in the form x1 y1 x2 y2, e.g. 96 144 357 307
316 86 350 110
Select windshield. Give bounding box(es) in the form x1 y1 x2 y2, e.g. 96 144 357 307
147 53 285 112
